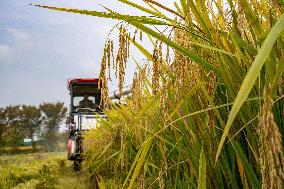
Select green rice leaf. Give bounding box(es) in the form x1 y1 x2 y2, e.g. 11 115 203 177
122 147 143 188
232 142 261 188
174 2 184 16
32 5 168 25
127 139 153 189
215 13 284 162
118 0 163 18
198 146 206 189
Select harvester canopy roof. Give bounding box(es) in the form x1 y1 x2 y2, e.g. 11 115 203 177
68 78 100 97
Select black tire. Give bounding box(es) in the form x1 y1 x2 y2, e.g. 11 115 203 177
73 160 81 171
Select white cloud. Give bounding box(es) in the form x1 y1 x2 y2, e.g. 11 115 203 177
7 27 31 41
33 63 49 71
6 27 35 51
78 58 100 76
0 45 13 63
79 58 95 69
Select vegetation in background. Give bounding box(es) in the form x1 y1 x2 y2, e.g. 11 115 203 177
0 102 67 152
4 105 23 150
0 108 6 143
40 102 67 152
34 0 284 188
21 105 42 152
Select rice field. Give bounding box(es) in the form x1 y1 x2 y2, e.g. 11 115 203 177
0 152 89 189
34 0 284 188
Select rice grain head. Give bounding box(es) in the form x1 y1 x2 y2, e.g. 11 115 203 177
259 88 284 189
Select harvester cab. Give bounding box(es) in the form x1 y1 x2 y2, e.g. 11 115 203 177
66 78 106 169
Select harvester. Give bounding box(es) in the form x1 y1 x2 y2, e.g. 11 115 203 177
66 78 130 170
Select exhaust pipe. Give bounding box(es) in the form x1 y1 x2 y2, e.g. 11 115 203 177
109 87 132 100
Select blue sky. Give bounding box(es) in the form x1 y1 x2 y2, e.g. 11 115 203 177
0 0 165 107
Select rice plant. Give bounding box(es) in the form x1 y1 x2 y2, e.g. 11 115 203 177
0 152 89 188
34 0 284 188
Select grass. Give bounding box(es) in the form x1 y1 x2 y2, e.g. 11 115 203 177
0 152 89 189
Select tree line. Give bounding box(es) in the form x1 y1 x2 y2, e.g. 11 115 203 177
0 102 67 152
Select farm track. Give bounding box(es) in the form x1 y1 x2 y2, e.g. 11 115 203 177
57 160 89 189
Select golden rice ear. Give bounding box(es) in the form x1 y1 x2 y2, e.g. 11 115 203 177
111 40 115 75
99 25 131 104
140 30 143 41
107 40 111 80
165 44 170 65
259 88 284 188
152 41 160 95
116 25 130 96
99 39 113 107
133 29 138 42
127 32 130 59
132 63 148 110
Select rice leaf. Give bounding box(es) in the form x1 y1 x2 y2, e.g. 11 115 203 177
122 147 143 188
97 175 106 189
118 0 162 17
198 146 206 189
32 5 168 25
232 142 261 188
215 13 284 161
127 139 153 189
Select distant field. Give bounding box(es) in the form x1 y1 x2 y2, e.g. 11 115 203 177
0 143 66 154
0 152 90 189
0 146 45 154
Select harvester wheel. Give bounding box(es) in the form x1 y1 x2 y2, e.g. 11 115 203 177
73 160 81 171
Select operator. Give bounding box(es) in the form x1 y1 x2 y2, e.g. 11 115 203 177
79 95 95 108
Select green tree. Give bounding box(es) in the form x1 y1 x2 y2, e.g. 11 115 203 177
0 107 8 146
21 105 42 151
39 102 67 151
5 105 23 149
